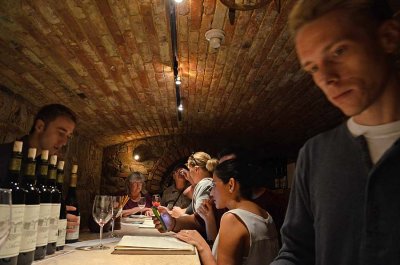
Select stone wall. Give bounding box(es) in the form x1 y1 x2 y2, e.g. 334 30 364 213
0 87 103 229
101 135 223 196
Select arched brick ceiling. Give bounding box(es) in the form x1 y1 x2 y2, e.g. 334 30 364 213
0 0 346 153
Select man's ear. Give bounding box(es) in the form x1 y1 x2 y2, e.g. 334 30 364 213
34 119 45 133
379 19 400 53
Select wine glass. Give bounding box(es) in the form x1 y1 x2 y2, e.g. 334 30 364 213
110 196 123 238
137 197 146 217
0 188 12 248
152 194 161 207
92 195 113 250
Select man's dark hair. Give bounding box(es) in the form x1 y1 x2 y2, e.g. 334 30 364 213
172 163 188 172
29 104 77 134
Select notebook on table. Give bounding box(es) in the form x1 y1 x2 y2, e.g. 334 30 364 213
112 235 196 255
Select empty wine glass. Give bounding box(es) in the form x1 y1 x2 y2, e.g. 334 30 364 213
152 194 161 207
110 196 123 238
137 197 146 217
0 188 12 248
92 195 113 250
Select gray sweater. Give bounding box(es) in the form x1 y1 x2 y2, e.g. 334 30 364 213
272 123 400 265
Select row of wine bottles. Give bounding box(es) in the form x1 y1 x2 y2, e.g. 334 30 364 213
0 141 80 265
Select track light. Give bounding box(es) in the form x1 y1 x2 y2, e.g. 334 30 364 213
175 76 181 85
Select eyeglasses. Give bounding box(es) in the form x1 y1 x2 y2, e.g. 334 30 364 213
186 153 200 167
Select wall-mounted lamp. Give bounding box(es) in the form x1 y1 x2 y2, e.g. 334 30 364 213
175 76 181 85
133 144 153 162
205 29 225 49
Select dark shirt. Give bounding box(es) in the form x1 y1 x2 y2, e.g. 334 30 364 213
161 184 191 209
123 193 152 215
272 123 400 265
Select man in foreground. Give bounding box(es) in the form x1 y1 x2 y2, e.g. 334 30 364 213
272 1 400 264
0 104 80 230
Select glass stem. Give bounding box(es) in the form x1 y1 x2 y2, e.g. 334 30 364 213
111 218 115 235
99 225 103 247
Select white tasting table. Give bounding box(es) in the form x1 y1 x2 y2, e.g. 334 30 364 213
32 218 200 265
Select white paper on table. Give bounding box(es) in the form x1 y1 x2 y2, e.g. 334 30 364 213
116 235 194 251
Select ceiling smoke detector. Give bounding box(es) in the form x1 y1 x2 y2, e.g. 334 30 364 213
205 29 225 49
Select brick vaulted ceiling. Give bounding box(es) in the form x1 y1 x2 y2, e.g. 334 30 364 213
0 0 345 152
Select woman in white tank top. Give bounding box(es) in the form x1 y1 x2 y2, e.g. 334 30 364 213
176 159 279 265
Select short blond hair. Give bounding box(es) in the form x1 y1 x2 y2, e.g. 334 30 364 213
288 0 394 36
187 151 218 173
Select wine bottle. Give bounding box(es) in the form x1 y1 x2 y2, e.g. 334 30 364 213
17 148 40 265
45 157 61 255
65 165 80 243
34 150 52 260
55 161 67 251
0 141 25 265
56 205 67 251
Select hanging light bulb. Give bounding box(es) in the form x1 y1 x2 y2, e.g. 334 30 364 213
134 154 140 161
178 103 184 111
175 76 181 85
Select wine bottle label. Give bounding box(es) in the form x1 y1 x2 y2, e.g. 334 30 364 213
19 204 40 252
56 219 67 247
70 175 77 187
35 203 52 247
24 163 36 176
0 204 25 258
65 216 80 241
48 169 57 180
47 203 61 243
40 165 48 177
9 158 21 171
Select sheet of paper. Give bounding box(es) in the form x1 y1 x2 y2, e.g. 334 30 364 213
116 235 194 251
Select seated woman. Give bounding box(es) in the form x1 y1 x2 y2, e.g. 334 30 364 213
176 159 279 265
152 151 219 235
122 172 152 217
